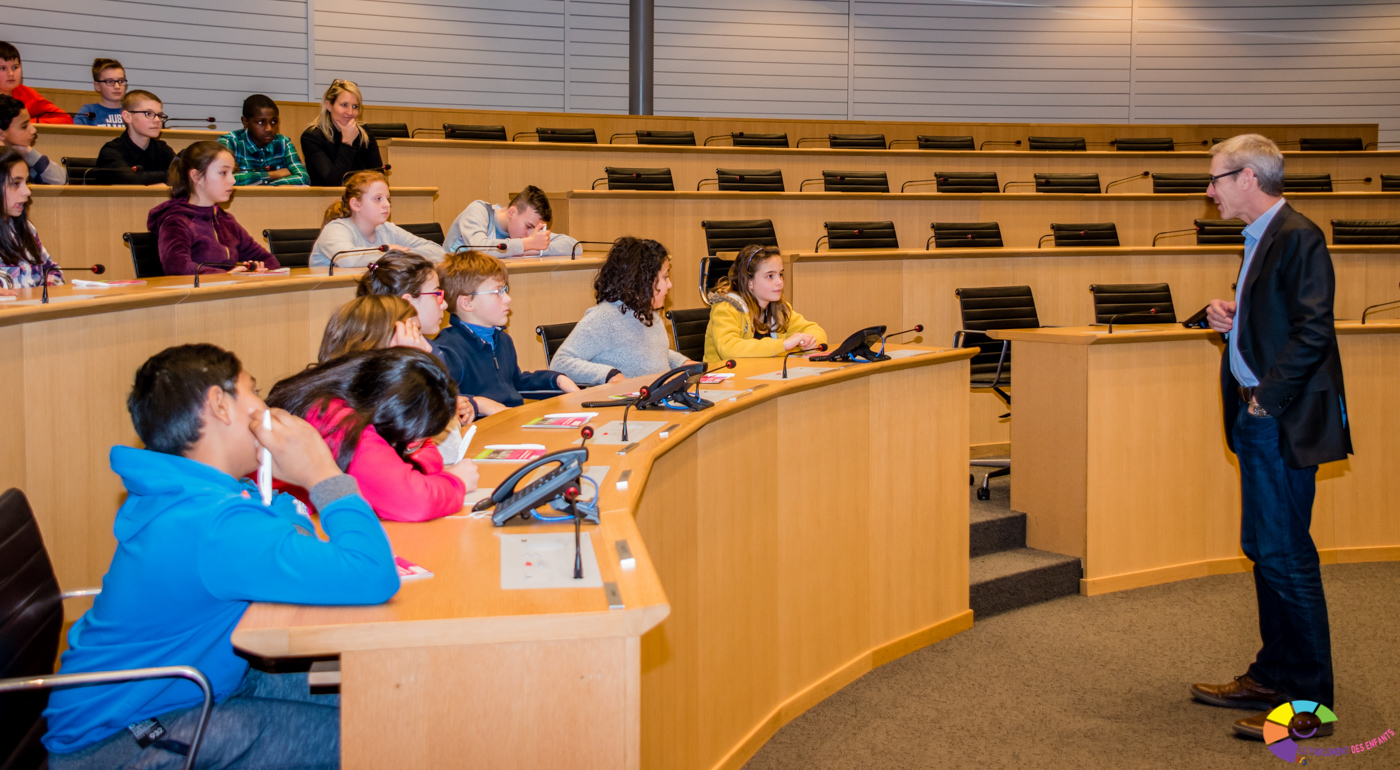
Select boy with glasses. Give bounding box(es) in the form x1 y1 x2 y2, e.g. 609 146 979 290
96 90 176 185
0 41 71 124
74 58 128 127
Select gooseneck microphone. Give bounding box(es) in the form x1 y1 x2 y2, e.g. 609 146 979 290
1108 308 1157 333
1361 282 1400 324
1104 171 1151 192
621 388 646 442
163 116 217 129
783 344 827 379
885 324 925 340
579 425 594 448
327 245 389 276
193 260 241 288
41 264 104 303
569 241 614 259
566 485 585 579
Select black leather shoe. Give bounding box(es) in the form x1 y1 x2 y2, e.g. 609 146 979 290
1191 675 1284 710
1233 709 1336 741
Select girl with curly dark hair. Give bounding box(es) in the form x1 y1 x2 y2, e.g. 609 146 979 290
549 236 697 385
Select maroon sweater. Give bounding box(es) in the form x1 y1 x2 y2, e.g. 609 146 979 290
147 198 279 276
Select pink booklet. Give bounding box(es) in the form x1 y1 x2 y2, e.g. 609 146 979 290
395 555 433 581
473 444 547 463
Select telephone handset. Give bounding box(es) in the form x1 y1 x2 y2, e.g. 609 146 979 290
636 362 713 411
810 325 889 363
472 447 591 526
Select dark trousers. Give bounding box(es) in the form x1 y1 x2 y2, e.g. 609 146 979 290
1232 406 1334 707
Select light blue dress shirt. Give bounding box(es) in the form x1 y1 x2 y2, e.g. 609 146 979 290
1230 198 1288 387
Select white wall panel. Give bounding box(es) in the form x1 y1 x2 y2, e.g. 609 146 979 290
568 0 629 113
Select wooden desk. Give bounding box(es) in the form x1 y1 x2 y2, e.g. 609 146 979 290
232 345 974 768
788 245 1400 448
985 323 1400 596
28 186 438 281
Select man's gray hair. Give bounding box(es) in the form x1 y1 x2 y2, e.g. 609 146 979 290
1210 134 1285 196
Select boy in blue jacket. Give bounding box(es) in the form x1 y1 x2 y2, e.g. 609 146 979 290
433 250 578 416
43 343 400 769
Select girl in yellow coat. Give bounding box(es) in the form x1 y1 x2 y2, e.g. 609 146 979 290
704 245 827 361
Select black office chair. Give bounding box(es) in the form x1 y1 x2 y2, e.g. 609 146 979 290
802 170 889 193
666 308 710 361
730 132 788 148
535 322 577 365
697 256 735 304
399 221 446 245
931 172 999 193
817 221 898 251
823 133 886 149
123 232 164 278
917 135 975 150
443 123 508 141
1046 223 1120 248
699 219 777 303
714 168 784 191
1034 173 1101 193
533 127 597 144
594 167 675 191
634 130 695 146
1027 136 1086 151
363 123 409 140
929 222 1004 249
1382 174 1399 192
262 227 321 268
1194 219 1247 244
1299 137 1364 152
952 286 1039 499
62 156 118 185
1152 173 1211 194
1331 220 1400 245
0 488 215 770
1282 174 1333 193
1114 137 1176 152
1090 283 1177 325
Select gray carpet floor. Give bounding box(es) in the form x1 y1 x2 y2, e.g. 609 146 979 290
745 562 1400 769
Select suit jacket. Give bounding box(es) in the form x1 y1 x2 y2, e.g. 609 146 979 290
1220 203 1352 468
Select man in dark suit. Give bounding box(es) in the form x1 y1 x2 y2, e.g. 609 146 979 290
1191 134 1352 740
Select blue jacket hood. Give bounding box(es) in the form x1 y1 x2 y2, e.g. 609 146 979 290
109 445 247 541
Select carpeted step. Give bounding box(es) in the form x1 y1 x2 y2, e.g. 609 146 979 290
970 547 1082 619
970 508 1025 558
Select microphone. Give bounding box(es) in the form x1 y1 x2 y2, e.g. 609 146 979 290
327 245 388 276
1104 171 1151 191
566 485 584 579
1152 227 1197 246
1108 308 1157 333
72 111 96 121
1334 177 1374 185
621 389 646 442
341 165 391 184
579 425 594 447
783 344 826 378
41 264 104 303
193 260 240 287
979 139 1022 150
1361 282 1400 324
569 240 614 259
885 324 924 339
28 109 73 122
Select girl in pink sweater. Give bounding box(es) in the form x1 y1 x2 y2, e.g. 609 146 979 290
268 347 477 521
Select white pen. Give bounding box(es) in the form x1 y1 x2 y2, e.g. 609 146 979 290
258 410 273 506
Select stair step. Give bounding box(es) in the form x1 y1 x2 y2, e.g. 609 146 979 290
970 548 1082 619
970 509 1025 558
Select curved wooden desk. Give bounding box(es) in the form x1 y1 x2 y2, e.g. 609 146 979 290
985 322 1400 595
232 347 975 769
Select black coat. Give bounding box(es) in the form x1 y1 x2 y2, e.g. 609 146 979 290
299 126 383 187
1220 203 1352 468
96 133 176 185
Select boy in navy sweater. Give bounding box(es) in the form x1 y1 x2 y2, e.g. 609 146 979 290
43 344 398 769
434 250 578 416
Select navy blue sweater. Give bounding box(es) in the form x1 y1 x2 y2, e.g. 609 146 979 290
435 314 562 409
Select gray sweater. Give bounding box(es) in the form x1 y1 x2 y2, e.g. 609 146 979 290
550 301 690 385
446 200 579 257
308 217 447 267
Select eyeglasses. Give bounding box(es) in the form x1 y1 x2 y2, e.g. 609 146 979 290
128 109 169 124
468 286 510 298
1208 168 1245 186
96 78 128 86
414 289 445 300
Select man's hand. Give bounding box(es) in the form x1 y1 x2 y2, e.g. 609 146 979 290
556 375 580 393
1206 299 1237 334
250 408 342 490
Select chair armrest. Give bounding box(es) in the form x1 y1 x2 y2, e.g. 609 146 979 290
60 587 102 600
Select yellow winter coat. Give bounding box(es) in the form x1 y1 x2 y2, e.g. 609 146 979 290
703 294 827 362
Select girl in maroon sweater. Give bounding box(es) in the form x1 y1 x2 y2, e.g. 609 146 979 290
147 141 280 276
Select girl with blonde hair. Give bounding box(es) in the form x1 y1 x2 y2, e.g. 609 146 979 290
317 294 432 362
299 79 383 186
704 244 826 361
308 170 445 267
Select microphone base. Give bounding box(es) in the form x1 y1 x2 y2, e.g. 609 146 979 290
810 343 890 364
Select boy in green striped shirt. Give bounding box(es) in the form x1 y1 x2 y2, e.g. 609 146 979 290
218 94 309 186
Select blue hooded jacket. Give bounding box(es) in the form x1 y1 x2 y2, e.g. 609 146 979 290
42 446 400 754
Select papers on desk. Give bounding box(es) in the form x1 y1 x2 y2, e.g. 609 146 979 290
234 268 292 277
572 420 666 445
699 372 734 384
885 348 938 359
70 279 147 288
473 444 547 462
523 412 598 429
748 366 829 381
499 532 603 589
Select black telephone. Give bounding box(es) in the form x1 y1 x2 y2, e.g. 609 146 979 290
472 447 593 526
1181 304 1211 329
636 362 713 411
810 325 889 363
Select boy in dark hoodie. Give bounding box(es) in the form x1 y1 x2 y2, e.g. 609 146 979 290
42 344 399 769
95 90 174 185
148 141 278 276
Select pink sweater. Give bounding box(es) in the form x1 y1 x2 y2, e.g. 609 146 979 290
302 401 466 522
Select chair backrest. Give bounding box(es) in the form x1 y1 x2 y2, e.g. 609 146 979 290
1152 173 1211 194
1035 173 1101 193
443 123 507 141
535 322 577 365
667 308 710 361
1331 219 1400 245
822 170 889 193
1194 219 1246 244
823 221 898 250
123 232 164 278
1114 137 1175 152
363 123 409 139
1051 222 1120 247
636 130 695 146
700 219 779 255
1382 174 1399 192
1299 137 1364 152
828 133 885 149
698 256 735 303
1090 283 1176 324
716 168 784 192
731 132 788 147
1027 136 1086 151
262 227 322 268
1283 174 1332 193
954 285 1039 382
537 127 597 144
917 135 975 150
931 222 1003 249
604 167 675 191
398 221 446 245
0 488 64 770
935 171 998 193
